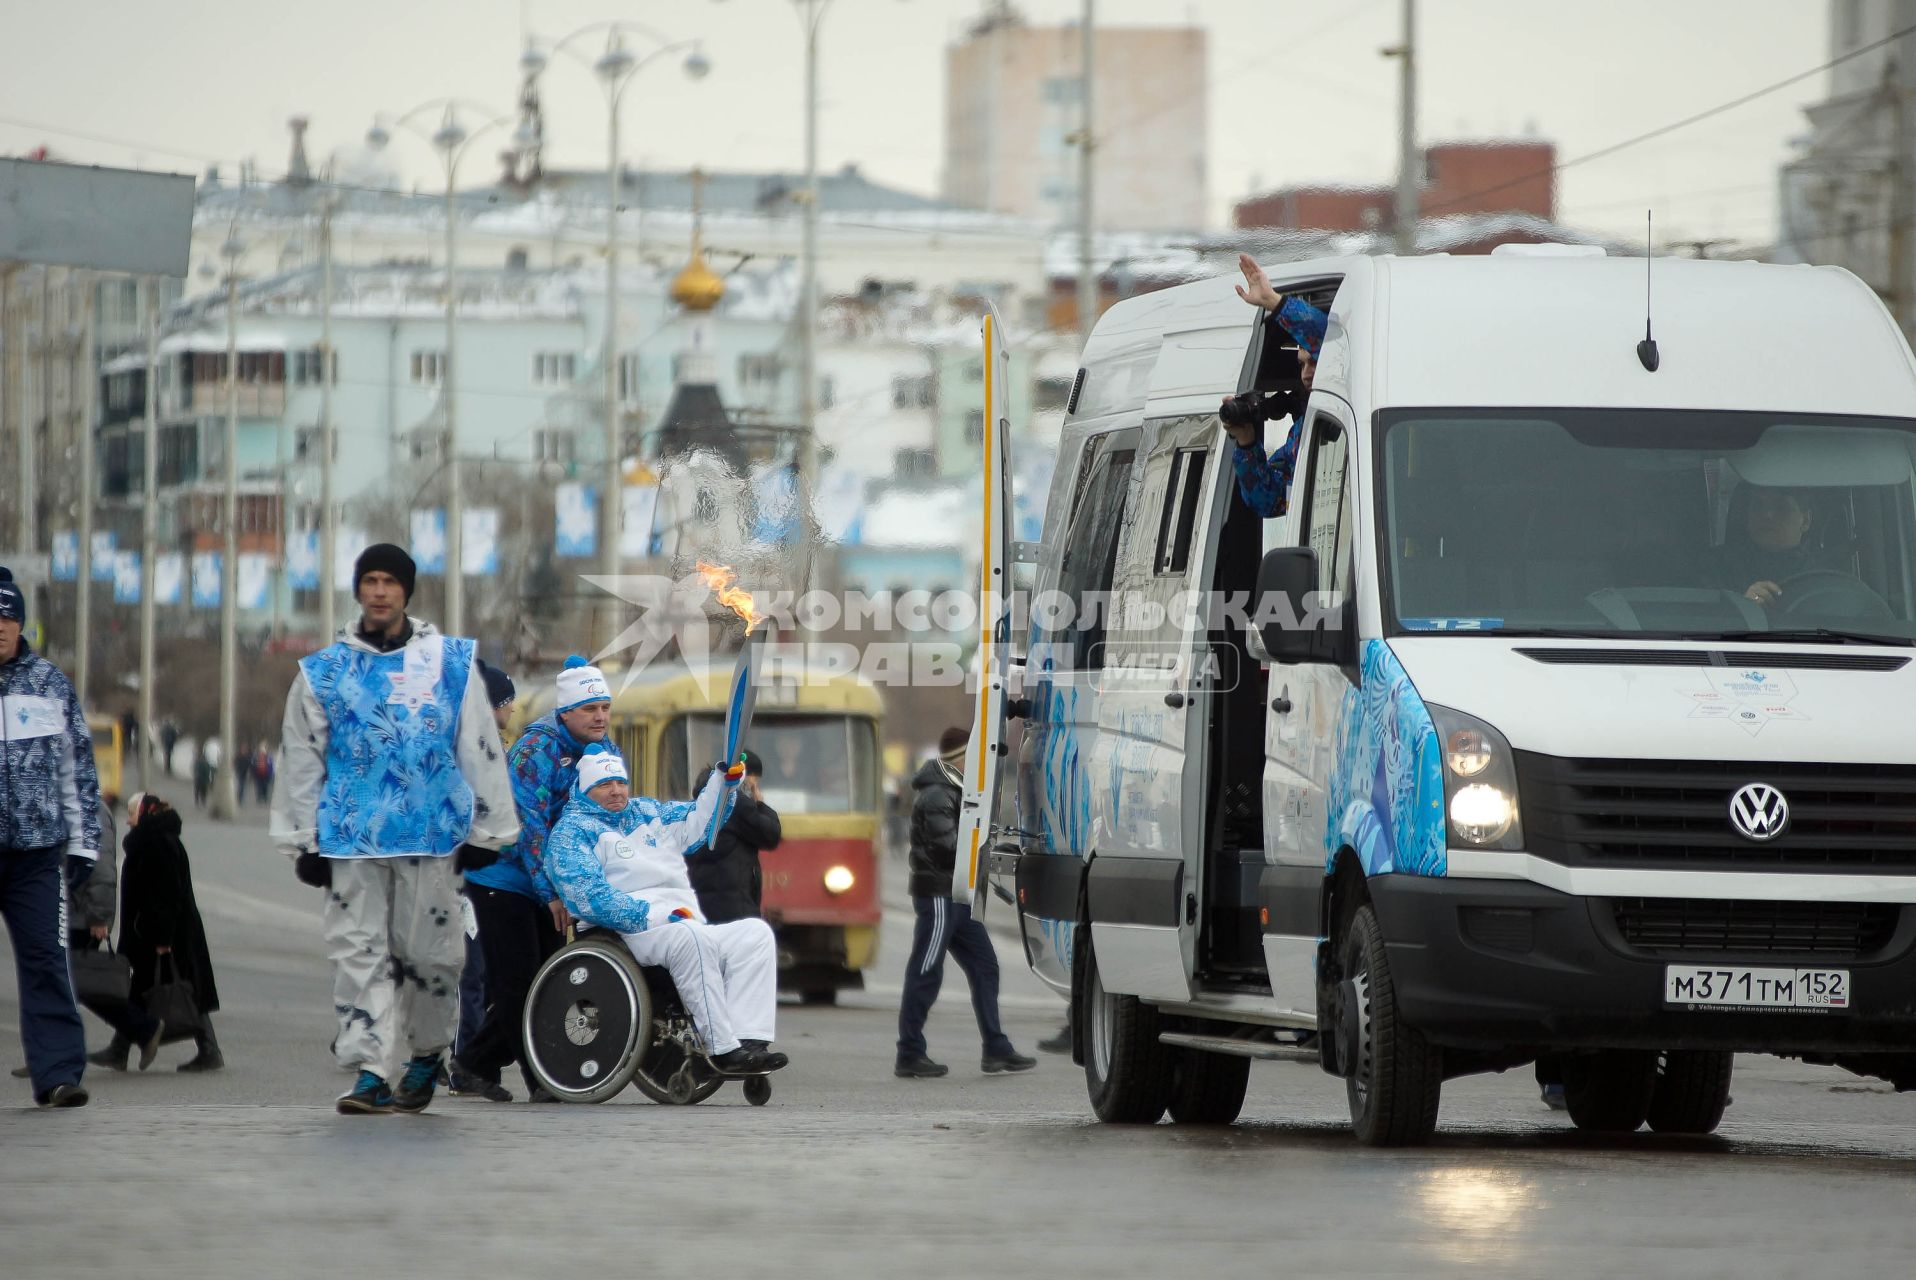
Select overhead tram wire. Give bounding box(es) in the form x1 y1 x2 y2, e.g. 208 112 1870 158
1420 19 1916 221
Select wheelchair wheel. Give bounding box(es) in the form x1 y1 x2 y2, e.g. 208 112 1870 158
743 1076 772 1107
523 937 652 1103
628 1028 726 1106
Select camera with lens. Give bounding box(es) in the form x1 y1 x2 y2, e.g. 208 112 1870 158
1219 389 1298 431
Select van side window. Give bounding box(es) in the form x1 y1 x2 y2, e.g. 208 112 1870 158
1155 447 1209 576
1054 439 1137 668
1300 414 1352 596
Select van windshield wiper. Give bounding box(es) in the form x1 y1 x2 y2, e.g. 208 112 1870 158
1708 627 1915 647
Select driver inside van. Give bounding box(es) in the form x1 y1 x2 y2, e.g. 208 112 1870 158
1221 253 1330 519
1723 486 1819 608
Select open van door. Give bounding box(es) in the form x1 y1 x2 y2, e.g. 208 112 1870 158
953 304 1015 908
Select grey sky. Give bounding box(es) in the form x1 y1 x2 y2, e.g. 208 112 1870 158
1 0 1829 248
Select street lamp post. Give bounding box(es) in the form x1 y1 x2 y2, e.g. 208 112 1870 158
522 23 708 651
137 277 160 792
318 183 338 641
367 101 514 637
796 0 828 588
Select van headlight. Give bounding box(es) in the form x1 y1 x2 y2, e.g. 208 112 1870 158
1427 704 1524 850
823 865 855 895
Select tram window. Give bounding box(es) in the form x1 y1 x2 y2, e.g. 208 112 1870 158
662 713 869 814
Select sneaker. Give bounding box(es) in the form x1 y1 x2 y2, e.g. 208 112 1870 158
136 1022 166 1071
447 1059 512 1102
36 1082 88 1108
894 1056 950 1079
337 1070 394 1115
176 1050 224 1073
526 1086 561 1104
741 1039 790 1071
1541 1083 1568 1111
8 1065 27 1079
1036 1025 1072 1055
981 1050 1037 1074
392 1052 444 1113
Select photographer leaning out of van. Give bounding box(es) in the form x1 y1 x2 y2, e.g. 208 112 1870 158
1219 254 1331 519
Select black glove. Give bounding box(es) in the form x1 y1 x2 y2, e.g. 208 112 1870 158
294 853 332 889
455 843 499 873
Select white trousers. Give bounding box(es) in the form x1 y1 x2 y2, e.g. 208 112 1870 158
620 918 777 1056
323 856 465 1083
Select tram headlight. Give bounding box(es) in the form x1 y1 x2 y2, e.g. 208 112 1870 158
823 865 856 895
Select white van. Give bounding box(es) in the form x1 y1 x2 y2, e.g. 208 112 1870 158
965 248 1916 1146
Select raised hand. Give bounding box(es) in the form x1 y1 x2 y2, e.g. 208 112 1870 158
1235 252 1281 310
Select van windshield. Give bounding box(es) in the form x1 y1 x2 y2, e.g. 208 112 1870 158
1379 410 1916 643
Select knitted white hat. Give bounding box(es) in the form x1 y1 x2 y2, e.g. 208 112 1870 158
577 742 628 794
556 654 611 713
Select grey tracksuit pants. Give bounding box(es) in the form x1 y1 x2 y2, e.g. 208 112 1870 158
323 856 464 1083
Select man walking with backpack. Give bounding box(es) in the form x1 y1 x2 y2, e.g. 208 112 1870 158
894 727 1035 1080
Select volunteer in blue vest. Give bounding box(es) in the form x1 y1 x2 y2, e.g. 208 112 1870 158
453 655 615 1102
271 543 520 1115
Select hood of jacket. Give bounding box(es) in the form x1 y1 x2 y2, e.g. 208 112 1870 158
913 758 961 792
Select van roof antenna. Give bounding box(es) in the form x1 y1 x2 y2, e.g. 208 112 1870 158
1637 210 1661 373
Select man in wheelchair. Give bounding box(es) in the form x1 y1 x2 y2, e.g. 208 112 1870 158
546 744 788 1078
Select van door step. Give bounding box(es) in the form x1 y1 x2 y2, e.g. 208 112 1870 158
1157 1032 1318 1063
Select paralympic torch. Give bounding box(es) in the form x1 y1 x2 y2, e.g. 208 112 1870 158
698 561 768 848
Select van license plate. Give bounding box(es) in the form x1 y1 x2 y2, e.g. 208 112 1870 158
1664 965 1849 1010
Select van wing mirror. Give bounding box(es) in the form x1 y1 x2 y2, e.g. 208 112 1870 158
1253 546 1347 665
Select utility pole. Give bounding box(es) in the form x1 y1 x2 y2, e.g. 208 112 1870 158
442 166 465 636
74 275 94 710
1388 0 1420 253
798 0 824 593
600 57 625 655
1077 0 1098 349
214 243 241 820
1888 57 1911 339
138 278 160 792
3 266 23 554
318 188 338 641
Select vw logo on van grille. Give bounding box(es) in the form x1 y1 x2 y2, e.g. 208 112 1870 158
1729 783 1790 842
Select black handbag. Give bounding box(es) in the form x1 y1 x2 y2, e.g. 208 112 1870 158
144 953 204 1038
69 944 132 1008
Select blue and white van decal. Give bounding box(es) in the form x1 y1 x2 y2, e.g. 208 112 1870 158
1328 640 1446 877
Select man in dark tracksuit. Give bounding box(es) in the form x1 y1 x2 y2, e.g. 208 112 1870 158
894 726 1035 1079
688 750 782 923
0 566 100 1107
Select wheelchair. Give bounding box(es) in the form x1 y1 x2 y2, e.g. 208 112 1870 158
522 929 772 1106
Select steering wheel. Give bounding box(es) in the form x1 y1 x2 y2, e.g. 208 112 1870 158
1773 570 1894 621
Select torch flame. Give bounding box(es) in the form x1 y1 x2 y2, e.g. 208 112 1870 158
695 561 761 634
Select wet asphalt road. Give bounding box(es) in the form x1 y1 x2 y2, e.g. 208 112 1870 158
3 814 1914 1279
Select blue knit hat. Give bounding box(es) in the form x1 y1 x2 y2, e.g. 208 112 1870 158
0 567 24 624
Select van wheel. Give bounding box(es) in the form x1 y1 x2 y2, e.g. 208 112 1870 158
1167 1049 1250 1125
1562 1050 1658 1133
1340 904 1442 1146
1647 1051 1733 1135
1082 938 1174 1124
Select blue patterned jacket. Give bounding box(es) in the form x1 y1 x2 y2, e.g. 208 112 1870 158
547 774 734 934
465 713 594 902
270 618 519 860
0 640 103 859
1231 415 1307 519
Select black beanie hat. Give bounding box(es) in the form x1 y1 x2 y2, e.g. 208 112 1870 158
477 659 516 710
938 726 969 757
0 566 24 624
354 543 416 602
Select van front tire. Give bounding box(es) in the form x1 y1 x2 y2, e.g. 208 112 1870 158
1563 1050 1658 1133
1082 938 1174 1124
1340 904 1442 1146
1646 1050 1733 1134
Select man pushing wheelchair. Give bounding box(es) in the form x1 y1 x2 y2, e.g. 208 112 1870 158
546 744 788 1078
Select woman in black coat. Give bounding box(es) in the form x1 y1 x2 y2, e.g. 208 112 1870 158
688 750 783 923
116 794 223 1071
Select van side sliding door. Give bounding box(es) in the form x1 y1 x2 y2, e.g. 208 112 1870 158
1091 413 1230 1001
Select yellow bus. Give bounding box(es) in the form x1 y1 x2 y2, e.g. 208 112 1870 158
514 659 884 1003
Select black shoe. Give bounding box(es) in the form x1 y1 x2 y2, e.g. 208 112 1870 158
1036 1026 1072 1055
86 1045 129 1071
740 1039 789 1071
136 1022 166 1071
8 1065 27 1079
176 1050 224 1073
982 1050 1037 1074
448 1059 512 1102
36 1082 88 1108
711 1047 775 1077
526 1086 561 1104
337 1070 394 1115
894 1056 949 1079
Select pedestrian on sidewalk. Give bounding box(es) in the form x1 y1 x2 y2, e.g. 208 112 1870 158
449 659 519 1100
192 742 214 809
452 656 613 1104
0 565 99 1108
688 749 782 923
894 726 1035 1080
91 793 224 1072
271 543 519 1116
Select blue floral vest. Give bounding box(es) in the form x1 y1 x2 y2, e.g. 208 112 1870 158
299 634 476 857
